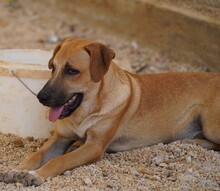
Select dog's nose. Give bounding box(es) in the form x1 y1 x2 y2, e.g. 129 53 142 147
37 91 50 104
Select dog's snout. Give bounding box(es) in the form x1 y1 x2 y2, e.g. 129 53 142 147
37 91 50 104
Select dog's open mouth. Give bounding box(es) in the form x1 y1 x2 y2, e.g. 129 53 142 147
49 93 83 122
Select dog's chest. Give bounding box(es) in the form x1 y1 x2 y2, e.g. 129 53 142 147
74 115 101 138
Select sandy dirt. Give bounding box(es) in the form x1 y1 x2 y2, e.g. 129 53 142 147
0 0 219 190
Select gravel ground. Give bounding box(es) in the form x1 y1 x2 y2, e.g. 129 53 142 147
0 133 219 191
0 0 219 191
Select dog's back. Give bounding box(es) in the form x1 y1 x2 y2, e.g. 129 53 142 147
107 71 220 152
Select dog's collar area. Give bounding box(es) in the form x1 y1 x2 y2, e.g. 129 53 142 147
49 93 83 122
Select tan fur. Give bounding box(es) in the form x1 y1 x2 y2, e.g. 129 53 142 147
3 38 220 186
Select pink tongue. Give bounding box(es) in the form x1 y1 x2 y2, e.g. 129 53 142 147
49 106 64 122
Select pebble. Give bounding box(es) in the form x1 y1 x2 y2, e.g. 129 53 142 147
12 138 24 147
138 186 149 191
159 163 167 168
199 178 218 188
185 168 193 175
46 176 52 181
84 177 93 186
152 156 163 166
26 136 34 142
47 36 59 43
203 166 212 172
15 182 23 188
174 148 181 155
106 180 115 188
63 170 72 176
154 175 161 181
215 158 220 165
102 170 109 177
111 175 119 180
181 185 192 191
131 169 139 176
168 163 176 170
185 156 192 163
162 169 170 177
167 177 176 182
130 41 139 53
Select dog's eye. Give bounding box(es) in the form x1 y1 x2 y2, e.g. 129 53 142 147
67 68 79 75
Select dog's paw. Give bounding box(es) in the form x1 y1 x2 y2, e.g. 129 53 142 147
16 171 44 187
0 170 22 183
0 170 44 186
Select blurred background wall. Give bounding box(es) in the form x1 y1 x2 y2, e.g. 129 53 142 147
60 0 220 70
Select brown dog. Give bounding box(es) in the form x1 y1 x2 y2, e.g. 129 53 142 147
1 38 220 186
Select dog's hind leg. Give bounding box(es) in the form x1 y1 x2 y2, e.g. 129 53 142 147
181 138 220 150
200 107 220 151
180 111 220 150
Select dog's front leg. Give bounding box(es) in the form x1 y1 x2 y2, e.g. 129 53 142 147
19 133 73 171
10 128 107 186
0 132 73 184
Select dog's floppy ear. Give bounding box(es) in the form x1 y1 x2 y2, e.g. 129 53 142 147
84 42 115 82
48 37 73 69
48 43 62 69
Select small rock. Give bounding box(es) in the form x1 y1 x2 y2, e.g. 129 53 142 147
12 138 24 147
185 168 193 175
106 180 115 188
159 163 167 168
26 136 34 142
79 186 85 190
203 166 212 172
0 159 3 164
47 36 59 43
215 158 220 165
110 175 118 180
84 177 93 186
199 178 217 187
138 186 149 191
131 169 139 176
154 175 161 181
174 148 181 155
181 185 192 191
162 169 170 177
167 176 176 182
102 170 109 177
185 156 192 163
30 145 38 152
152 156 163 166
188 151 194 157
15 182 23 188
130 41 139 53
46 176 52 181
63 170 72 176
168 163 176 170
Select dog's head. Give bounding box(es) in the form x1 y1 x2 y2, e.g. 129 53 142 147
37 38 115 122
